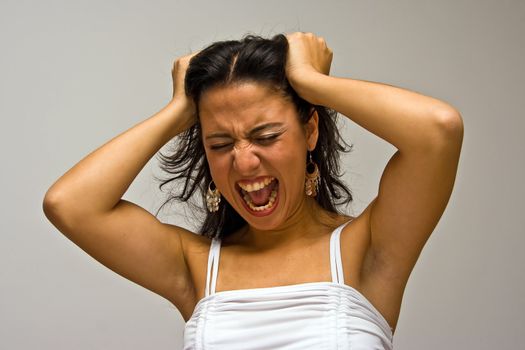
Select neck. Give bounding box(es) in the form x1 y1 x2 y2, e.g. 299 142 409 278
235 196 344 250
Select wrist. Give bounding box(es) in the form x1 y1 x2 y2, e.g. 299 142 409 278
165 97 197 135
168 95 194 114
289 71 330 106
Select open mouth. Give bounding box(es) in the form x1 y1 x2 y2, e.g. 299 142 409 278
236 177 279 213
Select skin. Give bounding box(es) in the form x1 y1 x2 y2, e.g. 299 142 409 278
199 82 338 248
43 32 463 334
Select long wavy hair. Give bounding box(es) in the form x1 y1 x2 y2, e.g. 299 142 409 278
155 34 353 239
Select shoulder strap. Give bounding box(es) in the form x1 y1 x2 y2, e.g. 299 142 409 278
205 238 222 297
329 219 353 284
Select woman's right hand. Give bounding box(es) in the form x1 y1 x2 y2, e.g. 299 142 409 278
169 52 199 132
285 32 333 93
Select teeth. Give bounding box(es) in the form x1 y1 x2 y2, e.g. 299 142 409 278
238 177 275 193
243 190 278 211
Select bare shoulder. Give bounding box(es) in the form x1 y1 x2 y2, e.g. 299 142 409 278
338 208 373 285
177 226 213 253
339 202 405 332
175 227 213 320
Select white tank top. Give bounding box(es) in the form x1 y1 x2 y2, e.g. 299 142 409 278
183 220 394 349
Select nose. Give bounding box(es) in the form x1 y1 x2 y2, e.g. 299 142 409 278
232 141 261 176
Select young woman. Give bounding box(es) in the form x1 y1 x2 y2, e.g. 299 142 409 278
43 32 463 349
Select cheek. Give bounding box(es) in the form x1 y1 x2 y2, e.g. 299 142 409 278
273 143 307 186
206 152 231 188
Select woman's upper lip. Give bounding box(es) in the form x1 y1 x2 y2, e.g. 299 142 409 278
236 175 276 186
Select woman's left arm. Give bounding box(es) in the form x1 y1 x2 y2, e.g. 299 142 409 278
287 33 464 280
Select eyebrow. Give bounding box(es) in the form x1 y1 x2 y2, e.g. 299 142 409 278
204 122 285 140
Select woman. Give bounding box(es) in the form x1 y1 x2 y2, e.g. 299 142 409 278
43 32 463 349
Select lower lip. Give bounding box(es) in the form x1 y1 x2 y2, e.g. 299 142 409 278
239 186 280 217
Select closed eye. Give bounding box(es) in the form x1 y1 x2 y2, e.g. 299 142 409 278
210 143 233 150
209 133 281 151
255 134 280 144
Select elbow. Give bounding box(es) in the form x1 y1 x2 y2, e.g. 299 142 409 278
436 107 464 137
43 190 77 234
42 190 62 222
432 107 464 148
42 189 72 224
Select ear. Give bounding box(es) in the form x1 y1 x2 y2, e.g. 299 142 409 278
304 109 319 151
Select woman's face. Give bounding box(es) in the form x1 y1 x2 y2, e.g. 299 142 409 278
199 82 318 231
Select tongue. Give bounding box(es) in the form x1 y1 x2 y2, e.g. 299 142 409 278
248 181 277 206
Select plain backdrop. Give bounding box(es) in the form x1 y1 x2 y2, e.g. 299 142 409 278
1 0 524 349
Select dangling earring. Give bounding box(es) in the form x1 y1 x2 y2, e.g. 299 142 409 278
206 180 221 212
305 151 320 197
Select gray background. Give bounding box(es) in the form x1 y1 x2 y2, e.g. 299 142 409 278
1 0 523 349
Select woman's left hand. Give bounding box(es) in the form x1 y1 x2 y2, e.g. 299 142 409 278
285 32 333 90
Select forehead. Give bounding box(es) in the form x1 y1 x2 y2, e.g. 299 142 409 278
198 82 297 133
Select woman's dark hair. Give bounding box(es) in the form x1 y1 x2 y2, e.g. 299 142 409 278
155 34 353 239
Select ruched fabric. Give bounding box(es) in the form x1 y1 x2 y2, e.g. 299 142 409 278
183 220 394 349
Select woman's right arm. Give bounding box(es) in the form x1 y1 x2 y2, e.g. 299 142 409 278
42 54 200 317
